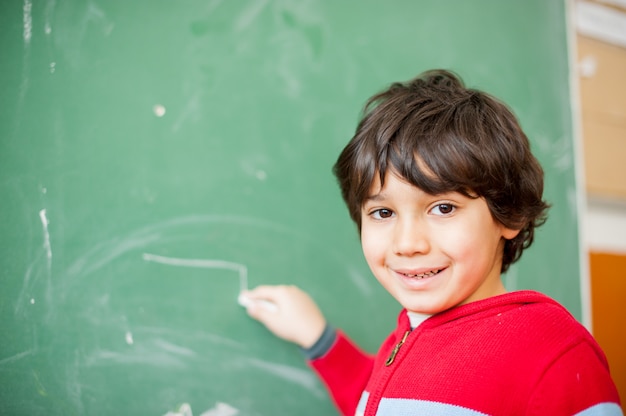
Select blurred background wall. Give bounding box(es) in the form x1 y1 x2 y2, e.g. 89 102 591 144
574 0 626 408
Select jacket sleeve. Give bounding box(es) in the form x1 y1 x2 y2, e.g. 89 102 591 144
307 330 375 416
527 340 623 415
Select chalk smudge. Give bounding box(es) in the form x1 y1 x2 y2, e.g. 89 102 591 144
246 357 324 398
153 104 166 117
234 0 268 32
347 266 373 296
200 402 239 416
164 402 239 416
163 402 192 416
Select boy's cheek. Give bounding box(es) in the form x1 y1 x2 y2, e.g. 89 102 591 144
360 238 384 271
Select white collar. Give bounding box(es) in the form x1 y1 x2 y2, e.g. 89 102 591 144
406 311 432 329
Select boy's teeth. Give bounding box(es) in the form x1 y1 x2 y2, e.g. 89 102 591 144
405 270 439 279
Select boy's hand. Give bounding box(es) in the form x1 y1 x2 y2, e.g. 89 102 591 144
241 285 326 349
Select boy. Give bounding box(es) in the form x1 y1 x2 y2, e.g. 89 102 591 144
242 70 622 415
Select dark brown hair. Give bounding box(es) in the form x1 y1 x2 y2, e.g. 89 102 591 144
333 69 549 272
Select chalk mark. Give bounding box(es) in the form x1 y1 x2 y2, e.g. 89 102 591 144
164 402 239 416
142 253 248 292
246 357 324 398
23 0 32 44
200 402 239 416
0 350 34 366
39 209 52 262
235 0 268 32
15 256 40 315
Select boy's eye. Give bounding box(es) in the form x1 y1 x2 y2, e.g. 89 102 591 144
371 208 394 219
431 203 455 216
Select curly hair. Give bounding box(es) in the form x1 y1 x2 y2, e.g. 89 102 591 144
333 69 550 273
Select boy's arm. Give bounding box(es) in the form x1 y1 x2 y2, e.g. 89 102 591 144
527 341 622 415
306 328 374 416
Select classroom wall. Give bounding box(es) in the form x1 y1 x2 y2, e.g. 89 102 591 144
577 34 626 197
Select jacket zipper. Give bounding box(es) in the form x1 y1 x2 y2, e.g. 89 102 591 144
384 330 410 366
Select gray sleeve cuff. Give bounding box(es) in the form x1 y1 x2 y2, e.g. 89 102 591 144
300 324 337 360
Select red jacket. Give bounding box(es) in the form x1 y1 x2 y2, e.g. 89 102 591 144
309 291 622 416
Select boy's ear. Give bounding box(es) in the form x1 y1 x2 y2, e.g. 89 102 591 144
502 226 521 240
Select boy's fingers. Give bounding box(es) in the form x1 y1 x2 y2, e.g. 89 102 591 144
244 285 280 301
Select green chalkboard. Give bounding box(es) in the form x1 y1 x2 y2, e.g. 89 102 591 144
1 1 577 415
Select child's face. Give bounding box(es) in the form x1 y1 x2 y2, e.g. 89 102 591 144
360 171 519 315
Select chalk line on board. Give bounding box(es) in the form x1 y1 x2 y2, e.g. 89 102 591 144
15 258 38 315
0 349 34 366
138 326 243 349
39 209 52 262
152 339 196 357
142 253 248 292
23 0 32 44
86 345 187 369
66 233 160 280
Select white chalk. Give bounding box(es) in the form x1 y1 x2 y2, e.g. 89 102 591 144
153 104 166 117
238 293 278 313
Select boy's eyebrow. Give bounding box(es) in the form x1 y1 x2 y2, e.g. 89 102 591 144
363 192 386 203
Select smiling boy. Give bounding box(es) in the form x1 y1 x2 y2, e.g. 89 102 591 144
243 70 622 415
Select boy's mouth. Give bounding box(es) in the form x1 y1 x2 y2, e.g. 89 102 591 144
399 269 443 279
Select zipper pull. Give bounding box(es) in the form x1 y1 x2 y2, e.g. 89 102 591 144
385 330 410 366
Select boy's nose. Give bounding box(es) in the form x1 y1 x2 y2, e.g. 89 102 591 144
392 218 430 256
